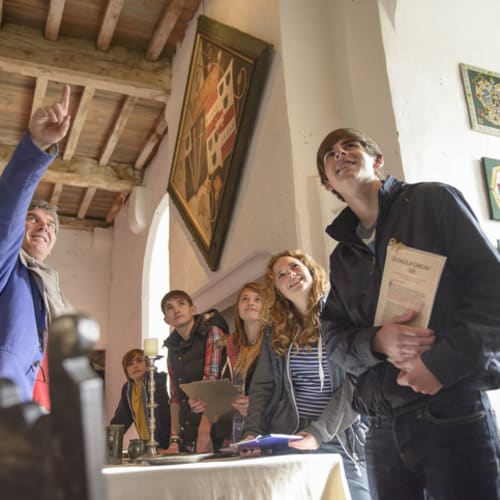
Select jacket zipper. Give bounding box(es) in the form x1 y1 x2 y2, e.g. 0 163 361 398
285 344 300 433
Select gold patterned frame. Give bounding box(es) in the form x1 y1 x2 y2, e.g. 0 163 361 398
481 157 500 221
167 16 272 271
460 63 500 137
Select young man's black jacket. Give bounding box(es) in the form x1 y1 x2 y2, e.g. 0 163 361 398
321 176 500 416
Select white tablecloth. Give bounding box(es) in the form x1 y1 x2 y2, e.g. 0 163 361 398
103 453 351 500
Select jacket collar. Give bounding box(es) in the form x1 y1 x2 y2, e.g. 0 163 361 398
325 175 405 243
163 308 228 351
164 314 204 351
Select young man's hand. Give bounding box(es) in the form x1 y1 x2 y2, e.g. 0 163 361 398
372 310 435 361
394 356 443 395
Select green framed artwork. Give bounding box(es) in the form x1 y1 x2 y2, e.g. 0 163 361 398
460 64 500 136
167 16 272 271
481 157 500 220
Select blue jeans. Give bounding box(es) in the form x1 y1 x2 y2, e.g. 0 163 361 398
365 391 500 500
318 437 372 500
271 432 371 500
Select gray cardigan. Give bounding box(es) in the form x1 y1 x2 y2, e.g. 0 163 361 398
243 326 360 453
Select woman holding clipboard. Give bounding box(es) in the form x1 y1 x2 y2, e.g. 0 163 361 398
189 282 266 445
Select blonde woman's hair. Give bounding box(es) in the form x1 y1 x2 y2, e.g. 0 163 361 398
263 250 329 356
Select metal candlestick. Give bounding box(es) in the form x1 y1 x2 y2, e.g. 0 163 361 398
145 354 162 458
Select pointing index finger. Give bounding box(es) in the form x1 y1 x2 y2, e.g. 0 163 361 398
60 84 71 114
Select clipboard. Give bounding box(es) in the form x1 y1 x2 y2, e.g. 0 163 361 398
180 379 240 423
231 434 304 449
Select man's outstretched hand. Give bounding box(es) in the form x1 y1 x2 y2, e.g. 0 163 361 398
29 84 71 151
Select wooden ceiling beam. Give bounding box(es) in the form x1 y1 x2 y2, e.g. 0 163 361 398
0 23 171 102
146 0 186 61
58 215 110 231
31 77 48 118
99 95 137 166
42 167 133 192
77 186 97 219
105 192 128 224
63 86 95 161
45 0 66 41
134 112 168 170
50 183 63 206
97 0 125 51
0 145 140 191
43 168 133 193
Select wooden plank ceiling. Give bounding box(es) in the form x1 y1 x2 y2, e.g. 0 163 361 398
0 0 201 230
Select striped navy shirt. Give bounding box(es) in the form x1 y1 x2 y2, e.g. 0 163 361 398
289 343 333 419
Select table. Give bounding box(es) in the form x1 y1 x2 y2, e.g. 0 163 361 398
103 453 351 500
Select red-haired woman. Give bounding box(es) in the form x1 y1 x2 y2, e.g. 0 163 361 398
242 250 370 500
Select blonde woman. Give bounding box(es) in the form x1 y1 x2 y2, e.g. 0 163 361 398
224 282 266 442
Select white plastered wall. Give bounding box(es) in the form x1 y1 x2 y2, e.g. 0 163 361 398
377 0 500 415
46 0 500 423
378 0 500 245
48 227 112 349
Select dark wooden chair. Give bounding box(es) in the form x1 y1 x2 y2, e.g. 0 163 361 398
0 314 106 500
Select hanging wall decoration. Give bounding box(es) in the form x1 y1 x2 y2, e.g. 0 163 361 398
460 63 500 137
481 157 500 221
167 16 272 271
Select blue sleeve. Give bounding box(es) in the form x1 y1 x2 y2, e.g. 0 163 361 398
0 131 57 290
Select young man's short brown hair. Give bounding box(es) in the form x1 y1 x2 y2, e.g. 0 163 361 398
160 289 194 314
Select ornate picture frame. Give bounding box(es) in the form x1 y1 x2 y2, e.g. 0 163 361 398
460 63 500 137
167 16 272 270
481 157 500 221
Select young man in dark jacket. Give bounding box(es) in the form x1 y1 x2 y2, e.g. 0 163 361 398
316 127 500 500
160 290 229 454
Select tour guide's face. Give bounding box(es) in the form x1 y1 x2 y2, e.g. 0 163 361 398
22 208 57 262
163 297 196 330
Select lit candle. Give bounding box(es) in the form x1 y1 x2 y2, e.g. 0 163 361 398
143 338 158 356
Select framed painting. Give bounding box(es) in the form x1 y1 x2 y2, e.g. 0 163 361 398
481 157 500 221
167 16 272 270
460 63 500 136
